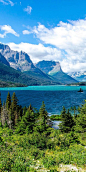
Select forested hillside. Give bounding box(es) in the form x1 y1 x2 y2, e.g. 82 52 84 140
0 61 60 86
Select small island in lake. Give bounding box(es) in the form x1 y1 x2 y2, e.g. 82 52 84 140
78 88 83 92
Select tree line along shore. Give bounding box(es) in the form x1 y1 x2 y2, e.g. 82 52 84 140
0 92 86 171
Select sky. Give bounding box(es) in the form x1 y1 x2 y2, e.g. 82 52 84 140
0 0 86 73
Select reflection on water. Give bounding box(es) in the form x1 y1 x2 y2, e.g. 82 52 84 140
52 121 61 129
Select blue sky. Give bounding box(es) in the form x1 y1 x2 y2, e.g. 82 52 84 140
0 0 86 73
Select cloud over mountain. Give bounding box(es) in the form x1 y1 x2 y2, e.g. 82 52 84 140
8 42 62 63
22 19 86 73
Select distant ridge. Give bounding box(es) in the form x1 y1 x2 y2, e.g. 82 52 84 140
36 60 78 84
69 71 86 82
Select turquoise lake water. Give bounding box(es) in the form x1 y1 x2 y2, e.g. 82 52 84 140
0 85 86 91
0 85 86 115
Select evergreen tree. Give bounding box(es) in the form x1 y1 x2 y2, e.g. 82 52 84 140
0 92 2 114
28 104 33 112
38 101 49 132
11 92 18 112
70 106 77 118
17 105 23 120
39 101 48 119
22 106 27 116
75 101 86 133
6 92 11 110
11 92 18 126
59 107 75 133
16 110 35 134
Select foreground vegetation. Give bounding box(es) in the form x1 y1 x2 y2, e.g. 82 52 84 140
0 92 86 171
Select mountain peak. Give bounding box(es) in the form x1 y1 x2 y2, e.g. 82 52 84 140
0 43 34 72
36 60 62 74
36 60 78 84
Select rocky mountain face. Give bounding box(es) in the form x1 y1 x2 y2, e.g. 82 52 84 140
0 43 35 72
0 52 10 66
36 60 78 84
36 60 62 74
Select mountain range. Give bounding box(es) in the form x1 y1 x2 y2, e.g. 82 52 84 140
0 43 78 86
68 71 86 82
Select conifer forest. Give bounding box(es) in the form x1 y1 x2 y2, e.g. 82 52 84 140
0 92 86 171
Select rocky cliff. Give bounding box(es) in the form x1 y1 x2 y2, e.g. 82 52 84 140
0 52 10 66
0 43 35 72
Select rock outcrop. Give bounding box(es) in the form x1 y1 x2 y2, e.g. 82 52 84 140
0 43 35 72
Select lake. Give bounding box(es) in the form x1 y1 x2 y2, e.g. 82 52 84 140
0 85 86 115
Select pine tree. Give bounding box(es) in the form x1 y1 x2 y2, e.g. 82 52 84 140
59 107 75 133
11 92 18 112
6 92 11 110
38 101 48 132
22 106 27 116
16 110 35 134
0 92 2 114
11 92 18 126
39 101 48 119
75 101 86 133
28 104 33 112
70 106 77 118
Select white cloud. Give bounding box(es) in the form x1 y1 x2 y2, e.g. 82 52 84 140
24 6 32 14
22 30 31 35
23 19 86 73
8 0 14 6
3 18 86 74
0 0 8 5
0 0 14 6
0 25 19 38
8 42 62 63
